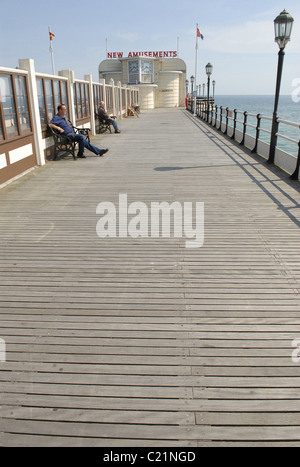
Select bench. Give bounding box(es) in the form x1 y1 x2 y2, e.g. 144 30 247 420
95 113 113 134
48 122 91 161
69 121 91 142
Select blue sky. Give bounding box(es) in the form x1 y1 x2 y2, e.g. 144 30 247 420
1 0 300 95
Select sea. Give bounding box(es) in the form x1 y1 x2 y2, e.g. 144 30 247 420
213 95 300 157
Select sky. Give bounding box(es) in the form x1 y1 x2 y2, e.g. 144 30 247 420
1 0 300 96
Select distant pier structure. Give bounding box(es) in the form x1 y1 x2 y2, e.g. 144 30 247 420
99 50 187 109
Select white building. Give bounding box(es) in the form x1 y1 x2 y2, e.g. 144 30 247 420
99 51 187 110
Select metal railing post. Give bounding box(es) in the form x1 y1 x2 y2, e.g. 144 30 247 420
218 106 223 131
210 104 214 126
268 116 280 164
224 107 229 135
231 109 237 140
240 111 248 146
252 114 262 154
214 105 218 128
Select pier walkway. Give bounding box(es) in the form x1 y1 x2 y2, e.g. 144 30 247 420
0 108 300 447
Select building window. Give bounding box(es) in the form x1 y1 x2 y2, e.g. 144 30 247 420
141 60 154 84
61 82 68 113
93 84 104 112
128 60 139 84
45 79 55 121
36 77 69 126
1 74 18 138
36 78 47 125
106 86 113 114
128 59 154 84
74 82 90 120
53 80 61 110
0 72 33 141
15 75 31 134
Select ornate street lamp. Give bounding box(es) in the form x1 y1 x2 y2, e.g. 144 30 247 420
190 75 195 96
268 10 294 164
185 79 189 97
212 80 216 99
205 63 213 122
274 9 294 48
190 76 195 113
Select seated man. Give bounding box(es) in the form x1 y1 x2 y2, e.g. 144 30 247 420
97 101 121 134
50 104 109 158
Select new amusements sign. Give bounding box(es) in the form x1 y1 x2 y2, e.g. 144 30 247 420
107 51 178 59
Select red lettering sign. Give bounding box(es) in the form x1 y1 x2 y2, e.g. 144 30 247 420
107 51 178 59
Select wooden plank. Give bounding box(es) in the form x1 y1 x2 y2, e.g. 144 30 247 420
0 108 299 445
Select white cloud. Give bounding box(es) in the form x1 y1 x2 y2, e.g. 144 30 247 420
201 18 300 55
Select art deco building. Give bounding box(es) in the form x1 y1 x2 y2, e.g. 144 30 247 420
99 53 186 109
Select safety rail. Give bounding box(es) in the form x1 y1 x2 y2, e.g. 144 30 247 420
187 98 300 181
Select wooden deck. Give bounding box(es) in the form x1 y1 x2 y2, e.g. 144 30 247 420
0 108 300 447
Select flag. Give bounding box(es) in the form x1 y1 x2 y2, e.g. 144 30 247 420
49 31 55 41
197 28 204 40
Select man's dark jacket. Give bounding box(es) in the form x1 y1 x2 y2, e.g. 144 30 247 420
97 107 110 121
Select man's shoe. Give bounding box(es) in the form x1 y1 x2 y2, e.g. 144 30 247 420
99 149 109 157
115 130 121 134
77 154 86 158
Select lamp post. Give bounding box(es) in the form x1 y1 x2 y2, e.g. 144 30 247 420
190 75 195 112
205 63 213 122
212 80 216 99
203 83 205 97
268 9 294 164
185 79 189 96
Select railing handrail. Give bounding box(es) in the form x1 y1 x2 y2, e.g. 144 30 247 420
277 118 300 129
36 72 68 81
186 97 300 181
190 97 300 128
0 67 28 75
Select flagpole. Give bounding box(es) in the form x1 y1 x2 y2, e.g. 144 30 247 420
49 26 56 75
194 23 199 116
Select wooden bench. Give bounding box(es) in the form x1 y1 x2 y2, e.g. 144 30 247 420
48 122 91 161
95 113 113 134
